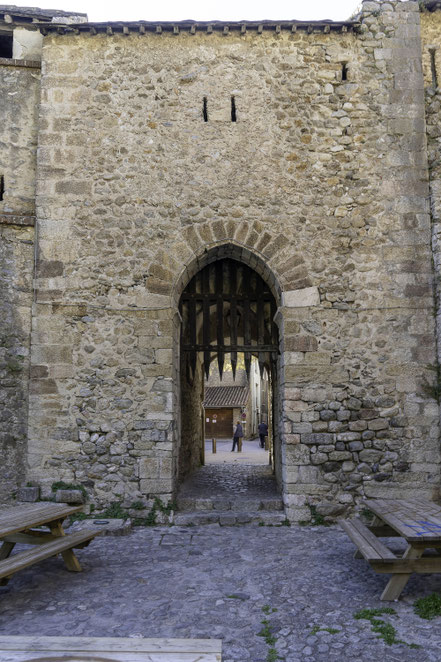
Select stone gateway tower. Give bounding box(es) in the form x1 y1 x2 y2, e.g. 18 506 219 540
1 0 441 522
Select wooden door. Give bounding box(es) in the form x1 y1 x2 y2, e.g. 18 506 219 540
205 408 233 439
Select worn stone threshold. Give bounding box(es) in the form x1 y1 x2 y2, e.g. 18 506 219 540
177 496 284 512
174 511 287 526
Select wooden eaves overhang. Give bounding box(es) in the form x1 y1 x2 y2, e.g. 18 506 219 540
35 19 360 37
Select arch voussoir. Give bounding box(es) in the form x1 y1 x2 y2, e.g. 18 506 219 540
263 234 289 261
255 231 273 253
233 221 250 244
181 225 205 253
211 220 229 241
151 218 314 306
197 222 216 245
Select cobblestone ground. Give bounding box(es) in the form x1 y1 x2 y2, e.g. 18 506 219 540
178 462 279 498
1 526 441 661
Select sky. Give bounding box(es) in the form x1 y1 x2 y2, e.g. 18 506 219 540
10 0 363 23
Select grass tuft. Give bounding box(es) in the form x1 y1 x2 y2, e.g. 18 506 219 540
354 607 419 648
414 593 441 620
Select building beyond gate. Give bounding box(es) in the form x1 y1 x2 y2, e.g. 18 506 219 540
1 1 441 522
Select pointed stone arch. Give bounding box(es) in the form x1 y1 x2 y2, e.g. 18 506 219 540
171 239 290 496
146 219 314 303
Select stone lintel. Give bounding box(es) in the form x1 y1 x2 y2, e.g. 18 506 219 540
282 286 320 308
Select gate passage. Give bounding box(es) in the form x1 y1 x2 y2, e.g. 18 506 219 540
179 258 279 381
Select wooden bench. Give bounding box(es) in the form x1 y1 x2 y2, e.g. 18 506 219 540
340 498 441 600
0 503 102 586
340 518 397 564
0 528 101 582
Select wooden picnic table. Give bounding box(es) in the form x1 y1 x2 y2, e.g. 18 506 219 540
340 497 441 600
0 502 102 586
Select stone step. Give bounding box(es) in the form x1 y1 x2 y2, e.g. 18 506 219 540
174 511 288 526
176 497 284 512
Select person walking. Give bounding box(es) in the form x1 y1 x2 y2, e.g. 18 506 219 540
231 420 243 452
258 421 268 449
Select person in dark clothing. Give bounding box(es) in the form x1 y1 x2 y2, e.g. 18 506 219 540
258 421 268 449
232 421 243 452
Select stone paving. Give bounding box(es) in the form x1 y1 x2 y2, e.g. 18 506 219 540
2 525 441 662
175 461 284 525
178 462 279 499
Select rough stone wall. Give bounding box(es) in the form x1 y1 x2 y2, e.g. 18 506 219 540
280 0 440 520
0 224 34 501
0 59 39 501
25 0 440 517
421 10 441 378
0 61 40 217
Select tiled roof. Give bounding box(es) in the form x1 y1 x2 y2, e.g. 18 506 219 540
0 5 87 21
203 386 249 408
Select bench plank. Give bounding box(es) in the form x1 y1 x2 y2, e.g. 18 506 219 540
0 529 101 580
340 519 396 561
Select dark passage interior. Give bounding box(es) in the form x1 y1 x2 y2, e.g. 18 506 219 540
178 258 281 490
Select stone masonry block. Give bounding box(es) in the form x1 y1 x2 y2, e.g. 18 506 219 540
17 486 40 502
285 336 318 352
139 457 160 479
55 489 84 504
303 433 335 445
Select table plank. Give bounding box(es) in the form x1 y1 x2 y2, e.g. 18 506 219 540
0 504 82 538
364 499 441 542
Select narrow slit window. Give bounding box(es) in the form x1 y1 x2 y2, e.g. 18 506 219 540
341 63 348 81
0 34 13 59
231 95 237 122
430 48 438 90
203 97 208 122
0 176 4 201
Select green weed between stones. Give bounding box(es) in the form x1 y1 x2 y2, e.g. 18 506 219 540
354 608 419 648
258 605 284 662
102 501 129 519
299 505 329 527
130 501 145 510
69 512 88 524
414 593 441 620
132 498 176 527
310 625 340 635
51 481 88 499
